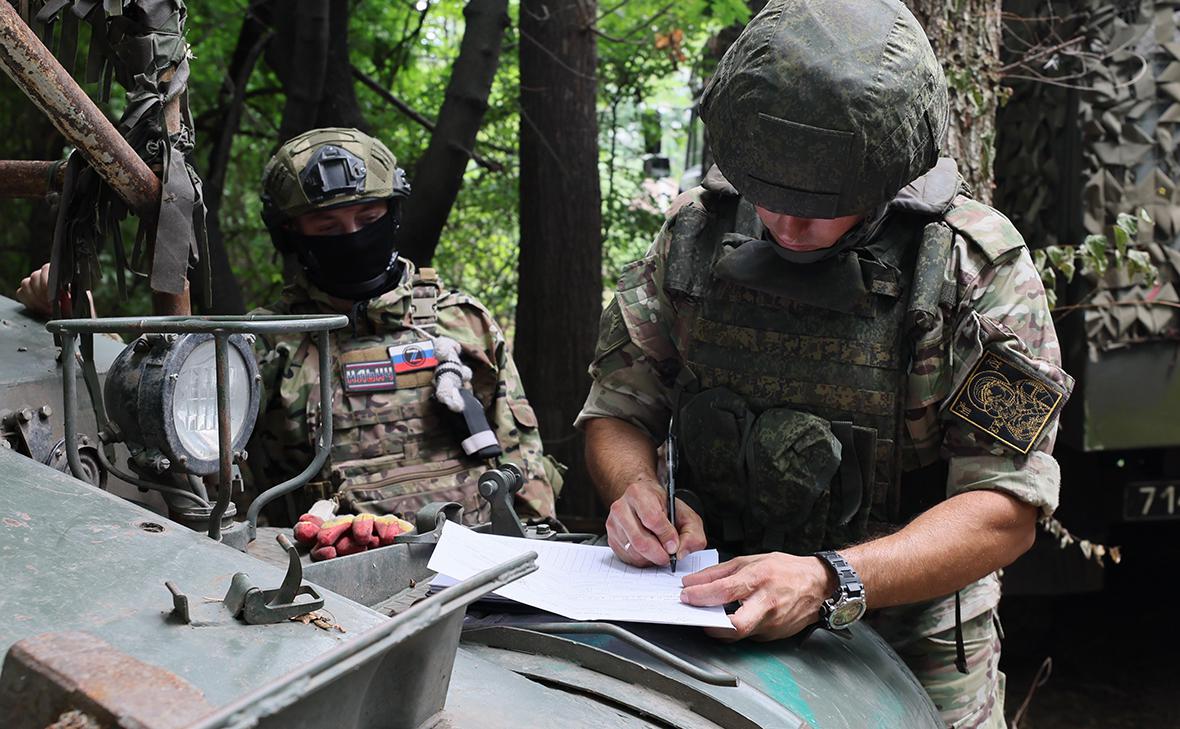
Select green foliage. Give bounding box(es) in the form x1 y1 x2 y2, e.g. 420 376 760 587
0 0 744 324
1033 209 1159 309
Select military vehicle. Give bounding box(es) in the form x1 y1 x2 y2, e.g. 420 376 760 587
0 300 943 728
994 0 1180 592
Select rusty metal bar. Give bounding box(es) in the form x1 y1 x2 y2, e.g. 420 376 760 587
152 286 192 316
0 1 160 213
209 332 233 541
0 160 64 197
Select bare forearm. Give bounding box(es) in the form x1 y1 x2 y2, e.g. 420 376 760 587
584 416 660 503
587 416 708 566
843 490 1037 609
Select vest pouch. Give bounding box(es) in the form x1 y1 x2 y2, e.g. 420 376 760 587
825 422 878 547
744 408 842 554
679 387 845 555
678 387 754 544
335 455 490 526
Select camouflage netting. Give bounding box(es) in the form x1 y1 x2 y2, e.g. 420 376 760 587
16 0 207 304
995 0 1180 353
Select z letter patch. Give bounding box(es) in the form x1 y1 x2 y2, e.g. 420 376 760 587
948 352 1064 454
389 341 439 374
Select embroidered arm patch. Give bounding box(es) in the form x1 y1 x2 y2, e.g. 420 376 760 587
946 349 1066 454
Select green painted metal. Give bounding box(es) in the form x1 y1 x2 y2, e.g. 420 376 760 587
0 295 122 386
550 622 938 728
1065 342 1180 451
0 448 942 728
0 446 388 708
275 536 941 728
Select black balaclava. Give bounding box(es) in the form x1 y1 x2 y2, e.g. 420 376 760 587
280 204 404 301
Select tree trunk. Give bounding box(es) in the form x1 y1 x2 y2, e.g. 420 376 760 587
197 1 272 315
906 0 1003 202
516 0 602 520
313 0 368 131
399 0 509 265
266 0 367 140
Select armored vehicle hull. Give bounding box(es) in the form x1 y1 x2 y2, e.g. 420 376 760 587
0 446 941 728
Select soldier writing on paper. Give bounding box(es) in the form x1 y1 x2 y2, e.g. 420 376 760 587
575 1 1073 726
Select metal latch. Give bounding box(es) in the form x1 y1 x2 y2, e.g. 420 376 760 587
478 463 527 538
166 534 324 625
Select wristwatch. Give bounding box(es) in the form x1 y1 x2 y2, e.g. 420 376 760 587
813 550 867 630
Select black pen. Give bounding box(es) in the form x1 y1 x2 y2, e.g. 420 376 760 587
666 423 678 573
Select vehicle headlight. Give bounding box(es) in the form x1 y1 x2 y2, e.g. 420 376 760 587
104 333 260 476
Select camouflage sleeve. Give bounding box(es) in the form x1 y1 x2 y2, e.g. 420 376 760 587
941 242 1075 516
574 223 679 442
439 299 558 520
250 332 319 490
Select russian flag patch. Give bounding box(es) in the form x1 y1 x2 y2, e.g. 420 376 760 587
388 341 438 373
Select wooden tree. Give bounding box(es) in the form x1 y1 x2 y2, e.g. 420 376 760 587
906 0 1003 202
197 0 273 314
266 0 368 139
515 0 603 520
399 0 510 265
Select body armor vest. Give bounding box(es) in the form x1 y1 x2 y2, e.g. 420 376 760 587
667 196 952 555
299 270 492 524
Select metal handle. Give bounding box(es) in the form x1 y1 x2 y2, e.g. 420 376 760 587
246 329 334 538
47 313 350 336
526 622 738 686
470 621 739 687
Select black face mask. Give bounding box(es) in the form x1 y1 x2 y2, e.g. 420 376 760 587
282 210 402 301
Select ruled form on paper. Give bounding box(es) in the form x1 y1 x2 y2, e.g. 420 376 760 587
427 520 734 629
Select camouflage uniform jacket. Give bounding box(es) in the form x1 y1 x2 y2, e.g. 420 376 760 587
253 259 559 522
576 175 1073 641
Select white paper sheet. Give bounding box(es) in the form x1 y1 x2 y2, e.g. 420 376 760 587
427 520 734 629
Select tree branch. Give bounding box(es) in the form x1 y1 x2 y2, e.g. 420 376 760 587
398 0 512 264
351 66 505 172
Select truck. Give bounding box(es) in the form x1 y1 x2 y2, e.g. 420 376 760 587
995 0 1180 593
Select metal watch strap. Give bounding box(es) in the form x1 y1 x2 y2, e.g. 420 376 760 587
811 544 868 608
814 550 865 601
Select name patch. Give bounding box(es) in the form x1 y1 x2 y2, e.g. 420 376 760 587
389 341 438 373
947 352 1064 454
341 360 399 393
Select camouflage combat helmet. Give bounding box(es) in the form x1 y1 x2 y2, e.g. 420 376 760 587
261 128 411 300
700 0 949 219
261 127 410 229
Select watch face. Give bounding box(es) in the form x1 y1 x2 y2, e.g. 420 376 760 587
829 598 867 629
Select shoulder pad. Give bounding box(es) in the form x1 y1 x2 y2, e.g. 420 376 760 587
665 186 711 222
664 169 740 222
943 197 1026 263
437 289 491 316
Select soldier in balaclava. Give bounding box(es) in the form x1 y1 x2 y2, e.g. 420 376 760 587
253 128 562 551
576 1 1072 725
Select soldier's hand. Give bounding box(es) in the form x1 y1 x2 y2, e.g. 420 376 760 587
606 480 706 567
679 553 836 640
15 263 58 319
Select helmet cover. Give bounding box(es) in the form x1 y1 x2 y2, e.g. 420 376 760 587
700 0 950 218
